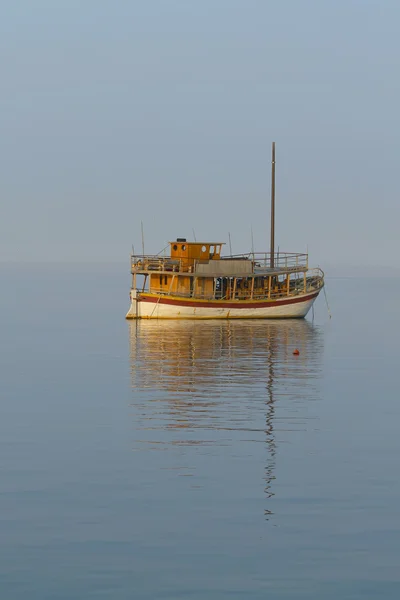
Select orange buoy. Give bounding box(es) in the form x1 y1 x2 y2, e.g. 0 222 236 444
293 349 300 356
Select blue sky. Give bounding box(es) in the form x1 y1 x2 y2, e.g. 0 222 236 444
1 0 399 266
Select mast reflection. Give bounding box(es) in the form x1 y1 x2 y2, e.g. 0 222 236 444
129 319 323 517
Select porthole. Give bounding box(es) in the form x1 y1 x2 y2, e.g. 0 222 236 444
201 245 207 252
173 244 178 251
181 245 186 251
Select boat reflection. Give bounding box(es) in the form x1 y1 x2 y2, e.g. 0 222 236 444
129 319 323 517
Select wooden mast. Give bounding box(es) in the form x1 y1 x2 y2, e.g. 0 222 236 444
270 142 276 268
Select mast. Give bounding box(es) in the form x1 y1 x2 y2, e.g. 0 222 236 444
270 142 275 268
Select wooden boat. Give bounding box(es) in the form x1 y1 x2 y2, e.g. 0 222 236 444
126 143 324 320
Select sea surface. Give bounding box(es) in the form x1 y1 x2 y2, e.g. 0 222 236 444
1 264 400 599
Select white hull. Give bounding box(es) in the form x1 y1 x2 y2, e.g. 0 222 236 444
126 291 320 320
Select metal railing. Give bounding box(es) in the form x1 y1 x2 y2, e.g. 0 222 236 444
244 252 308 270
130 252 309 274
138 268 324 301
130 255 186 272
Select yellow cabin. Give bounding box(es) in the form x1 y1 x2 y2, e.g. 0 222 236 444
148 239 224 299
170 239 223 264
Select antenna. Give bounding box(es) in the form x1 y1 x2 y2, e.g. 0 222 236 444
251 225 255 257
192 228 197 242
270 142 276 268
141 221 145 256
228 232 232 255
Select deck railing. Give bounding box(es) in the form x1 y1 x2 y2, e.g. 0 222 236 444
130 252 308 274
243 252 308 270
140 268 324 301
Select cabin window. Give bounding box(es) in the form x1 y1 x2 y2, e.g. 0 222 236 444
201 245 207 253
164 276 167 285
210 245 215 257
159 275 163 285
181 245 186 251
173 244 178 251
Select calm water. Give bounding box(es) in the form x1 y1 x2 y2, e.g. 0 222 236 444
1 265 400 599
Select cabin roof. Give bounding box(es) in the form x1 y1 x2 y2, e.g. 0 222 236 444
168 241 225 245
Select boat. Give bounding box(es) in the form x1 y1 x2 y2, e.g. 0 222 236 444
126 143 324 320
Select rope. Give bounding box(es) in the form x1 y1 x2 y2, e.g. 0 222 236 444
323 284 332 319
149 276 175 318
149 294 163 318
156 244 170 256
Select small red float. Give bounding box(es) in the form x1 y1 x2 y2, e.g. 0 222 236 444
293 349 300 356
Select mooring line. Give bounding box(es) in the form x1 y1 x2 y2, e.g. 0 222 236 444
323 284 332 319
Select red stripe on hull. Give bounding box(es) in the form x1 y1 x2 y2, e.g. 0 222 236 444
139 291 319 309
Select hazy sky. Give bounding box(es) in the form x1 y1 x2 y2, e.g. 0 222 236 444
1 0 399 266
